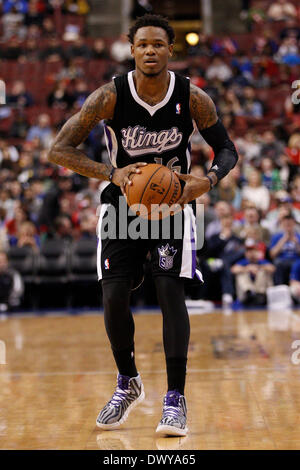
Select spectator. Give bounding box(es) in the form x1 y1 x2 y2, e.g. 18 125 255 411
47 81 74 109
91 38 110 60
18 38 40 62
206 56 233 82
24 0 45 27
40 36 65 62
9 220 40 251
242 169 270 213
260 130 285 163
7 80 34 108
234 205 270 244
54 215 73 242
2 36 23 60
219 89 243 117
66 35 92 59
235 129 262 163
206 213 244 306
1 6 26 40
0 139 19 169
205 201 234 238
263 197 300 235
110 34 132 64
0 251 24 312
240 86 264 118
78 211 97 240
279 19 300 41
0 189 15 220
0 208 8 251
26 113 53 148
42 16 56 37
269 212 300 285
71 79 89 108
37 176 73 232
290 259 300 303
3 1 28 14
260 157 282 192
267 0 297 22
10 109 30 139
276 37 300 65
56 57 85 82
231 238 275 306
213 173 242 210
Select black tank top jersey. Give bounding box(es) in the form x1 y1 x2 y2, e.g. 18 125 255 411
104 71 194 175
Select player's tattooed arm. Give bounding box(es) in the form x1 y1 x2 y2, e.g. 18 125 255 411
189 83 218 131
48 81 117 181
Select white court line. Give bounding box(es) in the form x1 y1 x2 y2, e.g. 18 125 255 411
0 366 294 378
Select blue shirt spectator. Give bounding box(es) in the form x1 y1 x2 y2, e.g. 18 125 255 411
269 232 300 260
290 259 300 281
3 0 28 14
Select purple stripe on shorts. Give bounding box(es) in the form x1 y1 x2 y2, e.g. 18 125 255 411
190 218 196 278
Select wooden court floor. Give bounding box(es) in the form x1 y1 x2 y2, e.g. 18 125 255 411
1 308 300 450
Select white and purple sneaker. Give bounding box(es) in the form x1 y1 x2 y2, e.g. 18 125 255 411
96 373 145 430
156 390 188 437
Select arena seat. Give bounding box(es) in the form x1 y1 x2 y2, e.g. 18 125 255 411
36 240 70 282
7 246 36 284
34 239 71 308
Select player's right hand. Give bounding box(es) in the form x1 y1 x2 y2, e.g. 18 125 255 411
111 162 147 196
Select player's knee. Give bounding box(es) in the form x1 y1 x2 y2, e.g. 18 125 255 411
102 279 131 312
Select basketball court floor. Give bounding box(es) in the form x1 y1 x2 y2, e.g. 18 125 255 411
1 308 300 450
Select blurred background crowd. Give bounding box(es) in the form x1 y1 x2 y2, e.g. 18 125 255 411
0 0 300 311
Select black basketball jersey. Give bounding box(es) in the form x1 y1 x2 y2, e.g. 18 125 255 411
104 71 194 174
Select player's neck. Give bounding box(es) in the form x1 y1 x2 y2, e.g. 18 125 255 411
133 68 170 104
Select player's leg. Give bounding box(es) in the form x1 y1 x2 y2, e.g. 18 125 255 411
96 278 145 429
154 275 189 437
151 205 200 436
96 206 146 430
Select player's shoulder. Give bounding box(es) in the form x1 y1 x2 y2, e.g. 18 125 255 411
189 82 213 103
84 80 117 121
189 82 217 129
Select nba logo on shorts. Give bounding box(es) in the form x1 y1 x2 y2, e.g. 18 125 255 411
158 244 177 270
104 258 110 270
176 103 181 114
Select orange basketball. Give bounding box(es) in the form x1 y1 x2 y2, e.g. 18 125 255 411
125 163 182 219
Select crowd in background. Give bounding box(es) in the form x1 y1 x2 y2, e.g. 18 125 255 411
0 0 300 310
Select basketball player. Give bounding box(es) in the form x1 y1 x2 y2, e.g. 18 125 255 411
48 14 238 436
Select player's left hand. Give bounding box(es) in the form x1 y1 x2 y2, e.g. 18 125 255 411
174 171 210 208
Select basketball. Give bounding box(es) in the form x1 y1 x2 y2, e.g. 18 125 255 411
125 164 182 219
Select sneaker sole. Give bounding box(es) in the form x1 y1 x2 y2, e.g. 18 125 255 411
96 386 145 430
155 424 188 437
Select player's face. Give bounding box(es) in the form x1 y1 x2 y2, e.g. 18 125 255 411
131 26 173 77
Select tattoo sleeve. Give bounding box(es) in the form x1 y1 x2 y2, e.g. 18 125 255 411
189 83 218 130
190 83 238 182
48 81 117 180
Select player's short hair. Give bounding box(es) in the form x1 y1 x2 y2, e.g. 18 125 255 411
128 14 175 45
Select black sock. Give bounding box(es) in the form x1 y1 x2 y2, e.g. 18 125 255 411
112 344 138 378
166 357 187 395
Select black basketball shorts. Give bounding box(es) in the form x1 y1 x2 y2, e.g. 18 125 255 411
96 202 203 288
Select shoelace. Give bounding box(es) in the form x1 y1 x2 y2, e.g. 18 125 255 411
163 405 181 419
109 387 130 407
163 394 182 419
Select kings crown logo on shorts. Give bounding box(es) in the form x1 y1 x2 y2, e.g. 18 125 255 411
158 244 177 271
